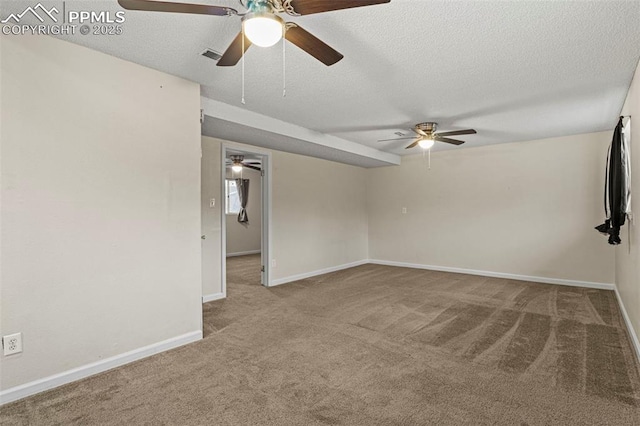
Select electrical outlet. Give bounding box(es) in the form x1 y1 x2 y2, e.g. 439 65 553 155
3 333 22 356
271 259 277 268
402 207 407 214
209 198 215 208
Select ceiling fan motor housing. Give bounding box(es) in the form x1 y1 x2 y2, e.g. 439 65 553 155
242 0 273 13
230 155 245 165
416 122 437 134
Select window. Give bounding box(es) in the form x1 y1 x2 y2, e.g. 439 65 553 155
225 179 241 214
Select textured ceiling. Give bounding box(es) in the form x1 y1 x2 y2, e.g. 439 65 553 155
5 0 639 164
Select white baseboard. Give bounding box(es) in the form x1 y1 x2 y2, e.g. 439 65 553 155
202 292 226 303
270 260 369 287
226 250 261 258
0 330 202 406
367 259 615 290
614 287 640 362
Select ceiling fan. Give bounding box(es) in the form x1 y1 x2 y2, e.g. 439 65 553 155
227 155 262 172
378 122 477 150
117 0 390 66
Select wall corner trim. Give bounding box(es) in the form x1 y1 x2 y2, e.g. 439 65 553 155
0 330 203 406
202 292 226 303
270 260 369 287
367 259 615 290
614 286 640 363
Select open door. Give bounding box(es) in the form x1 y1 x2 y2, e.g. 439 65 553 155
221 144 271 296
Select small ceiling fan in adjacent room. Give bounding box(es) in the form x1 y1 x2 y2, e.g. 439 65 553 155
227 155 262 172
117 0 391 66
378 122 477 150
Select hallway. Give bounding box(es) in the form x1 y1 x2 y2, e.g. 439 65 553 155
202 254 262 337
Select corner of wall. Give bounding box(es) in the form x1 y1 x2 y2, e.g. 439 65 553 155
613 57 640 362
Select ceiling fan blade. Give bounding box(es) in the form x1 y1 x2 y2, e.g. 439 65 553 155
217 32 251 66
435 136 465 145
405 139 421 149
412 128 427 136
117 0 237 16
435 129 477 137
377 137 415 142
243 164 262 171
285 24 343 66
285 0 390 15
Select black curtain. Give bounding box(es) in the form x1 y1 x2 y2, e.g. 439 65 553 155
595 117 626 245
235 178 249 224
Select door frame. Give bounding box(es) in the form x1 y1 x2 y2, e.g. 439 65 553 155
221 143 272 295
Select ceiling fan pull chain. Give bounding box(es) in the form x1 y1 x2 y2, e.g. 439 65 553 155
428 149 431 170
282 26 286 98
241 27 246 105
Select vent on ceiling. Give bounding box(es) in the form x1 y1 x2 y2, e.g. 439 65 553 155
201 48 223 61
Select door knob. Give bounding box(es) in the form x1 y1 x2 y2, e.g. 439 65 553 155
201 235 206 240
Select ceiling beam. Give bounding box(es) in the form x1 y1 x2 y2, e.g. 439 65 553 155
201 97 401 167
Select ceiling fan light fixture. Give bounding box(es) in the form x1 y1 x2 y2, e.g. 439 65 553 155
418 137 435 150
242 12 283 47
232 164 243 172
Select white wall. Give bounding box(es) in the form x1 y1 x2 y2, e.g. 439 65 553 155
272 150 369 280
225 167 262 256
0 35 626 403
201 145 263 300
0 36 202 392
201 140 223 298
201 137 369 290
367 132 615 285
617 61 639 344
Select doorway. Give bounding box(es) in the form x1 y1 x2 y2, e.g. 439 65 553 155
221 145 271 296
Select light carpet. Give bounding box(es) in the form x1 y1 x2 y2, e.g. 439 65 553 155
2 255 639 425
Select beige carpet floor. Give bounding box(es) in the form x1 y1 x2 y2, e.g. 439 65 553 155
2 255 640 425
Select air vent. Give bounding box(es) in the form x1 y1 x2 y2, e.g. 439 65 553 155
201 48 222 61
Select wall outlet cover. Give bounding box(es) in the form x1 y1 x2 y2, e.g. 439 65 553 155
3 332 23 356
